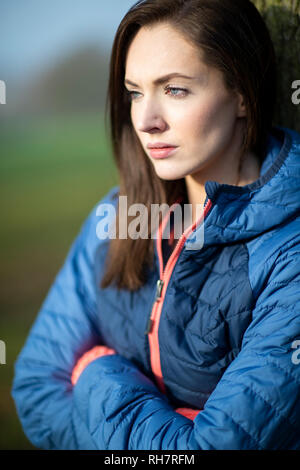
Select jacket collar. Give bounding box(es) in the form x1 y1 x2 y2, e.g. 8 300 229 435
184 126 300 250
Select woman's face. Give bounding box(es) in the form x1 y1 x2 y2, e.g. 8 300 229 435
124 23 246 182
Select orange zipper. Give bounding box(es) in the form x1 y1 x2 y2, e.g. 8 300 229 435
147 198 213 393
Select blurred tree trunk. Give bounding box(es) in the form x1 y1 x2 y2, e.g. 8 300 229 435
252 0 300 131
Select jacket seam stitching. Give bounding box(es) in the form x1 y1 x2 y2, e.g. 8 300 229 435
168 277 250 306
266 358 300 390
221 376 299 434
41 309 84 325
164 302 251 338
250 242 300 284
161 346 239 371
253 302 298 314
206 403 263 449
186 310 251 340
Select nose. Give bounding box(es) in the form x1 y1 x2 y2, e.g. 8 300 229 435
135 100 168 134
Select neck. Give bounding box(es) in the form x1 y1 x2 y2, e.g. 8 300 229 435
185 127 262 225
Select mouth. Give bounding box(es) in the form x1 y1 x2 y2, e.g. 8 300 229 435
148 146 178 159
147 142 178 149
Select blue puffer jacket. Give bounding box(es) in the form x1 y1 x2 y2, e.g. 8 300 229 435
12 126 300 450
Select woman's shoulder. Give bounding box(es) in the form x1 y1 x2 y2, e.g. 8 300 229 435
247 214 300 301
66 186 120 271
79 185 120 244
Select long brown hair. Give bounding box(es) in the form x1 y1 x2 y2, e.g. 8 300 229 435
101 0 277 291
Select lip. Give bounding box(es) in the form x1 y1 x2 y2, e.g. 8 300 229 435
149 147 178 159
147 142 178 149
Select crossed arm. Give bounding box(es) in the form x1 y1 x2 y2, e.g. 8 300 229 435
11 206 300 450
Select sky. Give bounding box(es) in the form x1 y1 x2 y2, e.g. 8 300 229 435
0 0 136 83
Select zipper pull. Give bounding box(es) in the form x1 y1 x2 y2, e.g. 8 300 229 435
144 280 164 335
145 318 153 335
155 279 164 301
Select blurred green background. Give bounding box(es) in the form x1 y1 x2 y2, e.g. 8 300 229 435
0 0 133 449
0 0 299 450
0 112 118 449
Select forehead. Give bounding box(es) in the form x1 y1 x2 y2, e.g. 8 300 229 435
125 23 206 78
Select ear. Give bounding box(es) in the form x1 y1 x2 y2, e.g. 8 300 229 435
237 93 246 118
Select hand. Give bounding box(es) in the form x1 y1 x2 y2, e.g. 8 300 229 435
73 354 174 449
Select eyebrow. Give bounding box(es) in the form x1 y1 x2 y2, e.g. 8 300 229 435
124 72 197 87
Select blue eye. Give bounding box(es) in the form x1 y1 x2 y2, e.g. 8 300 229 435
127 90 141 101
165 86 189 98
126 86 189 101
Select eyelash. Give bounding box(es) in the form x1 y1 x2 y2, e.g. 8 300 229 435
126 86 189 101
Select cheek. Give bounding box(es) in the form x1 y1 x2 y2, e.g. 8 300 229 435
129 93 237 142
187 95 238 141
130 106 138 130
130 103 145 129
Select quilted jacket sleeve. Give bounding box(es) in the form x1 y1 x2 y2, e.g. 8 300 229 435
11 187 118 450
71 234 300 450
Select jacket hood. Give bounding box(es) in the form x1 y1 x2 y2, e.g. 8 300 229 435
185 126 300 249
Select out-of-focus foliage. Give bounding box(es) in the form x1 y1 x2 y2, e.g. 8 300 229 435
253 0 300 130
15 46 110 115
0 113 118 449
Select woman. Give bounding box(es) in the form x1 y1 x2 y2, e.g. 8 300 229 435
12 0 300 450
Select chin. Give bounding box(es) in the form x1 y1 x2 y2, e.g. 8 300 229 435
151 160 190 181
155 169 187 181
